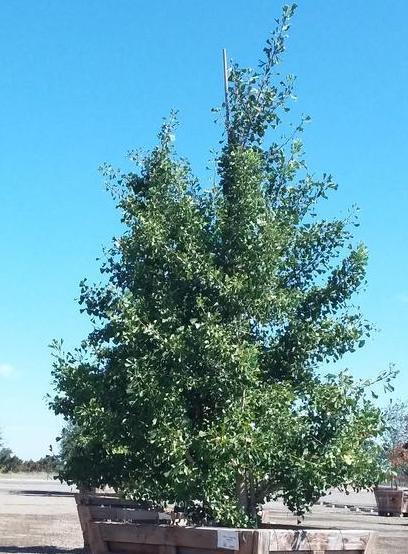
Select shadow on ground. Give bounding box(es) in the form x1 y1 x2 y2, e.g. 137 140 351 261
0 548 84 554
8 490 75 498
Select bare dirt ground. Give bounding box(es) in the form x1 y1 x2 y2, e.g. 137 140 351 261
0 476 406 553
0 476 83 554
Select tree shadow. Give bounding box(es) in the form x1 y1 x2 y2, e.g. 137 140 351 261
9 490 76 498
0 548 84 554
261 522 325 529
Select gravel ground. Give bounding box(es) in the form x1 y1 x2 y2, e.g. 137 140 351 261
0 476 406 553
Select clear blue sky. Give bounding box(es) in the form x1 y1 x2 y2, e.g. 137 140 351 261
0 0 407 459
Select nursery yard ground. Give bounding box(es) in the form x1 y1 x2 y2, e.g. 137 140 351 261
0 476 406 554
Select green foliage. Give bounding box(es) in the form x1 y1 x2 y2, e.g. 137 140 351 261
0 447 21 473
50 4 389 527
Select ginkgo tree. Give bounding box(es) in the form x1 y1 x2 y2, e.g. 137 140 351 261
50 4 391 527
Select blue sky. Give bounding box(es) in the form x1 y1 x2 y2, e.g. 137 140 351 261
0 0 407 459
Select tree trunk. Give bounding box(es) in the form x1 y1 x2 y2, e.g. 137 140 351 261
236 472 248 514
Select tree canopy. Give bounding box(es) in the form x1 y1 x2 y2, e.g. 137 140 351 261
50 4 389 526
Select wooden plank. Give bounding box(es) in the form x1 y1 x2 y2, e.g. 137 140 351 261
79 494 150 508
89 505 170 523
158 546 177 554
108 541 159 554
270 529 329 551
87 517 110 554
268 528 370 551
97 524 218 549
98 524 254 551
76 504 93 548
340 530 370 551
91 522 371 554
238 529 254 554
252 529 271 554
178 548 232 554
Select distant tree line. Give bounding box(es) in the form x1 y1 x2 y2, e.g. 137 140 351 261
0 431 59 474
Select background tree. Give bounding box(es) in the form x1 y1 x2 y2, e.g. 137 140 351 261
0 447 21 473
382 400 408 452
382 400 408 486
50 4 391 526
0 430 59 474
0 432 22 473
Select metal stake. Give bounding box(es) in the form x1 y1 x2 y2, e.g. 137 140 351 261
222 48 230 133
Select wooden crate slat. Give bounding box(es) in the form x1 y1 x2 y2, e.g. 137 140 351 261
274 528 343 551
87 516 110 554
100 524 255 552
89 505 170 523
178 548 235 554
76 504 93 548
269 550 364 554
270 529 369 552
77 493 152 509
108 541 160 554
97 523 218 549
340 530 370 551
252 529 271 554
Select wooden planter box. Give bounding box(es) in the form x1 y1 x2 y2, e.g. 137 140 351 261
76 494 373 554
75 493 173 549
374 486 408 516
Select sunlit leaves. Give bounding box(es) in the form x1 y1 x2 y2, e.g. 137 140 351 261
50 3 387 528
